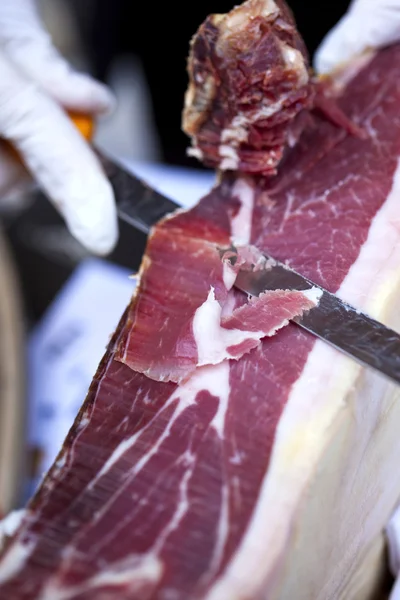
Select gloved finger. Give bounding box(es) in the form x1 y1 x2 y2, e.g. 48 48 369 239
314 0 400 75
390 577 400 600
0 0 115 115
386 505 400 600
0 52 118 256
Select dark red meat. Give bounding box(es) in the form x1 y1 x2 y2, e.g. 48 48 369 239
182 0 363 177
183 0 315 176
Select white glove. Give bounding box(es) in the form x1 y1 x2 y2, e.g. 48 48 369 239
0 0 118 255
386 506 400 600
314 0 400 75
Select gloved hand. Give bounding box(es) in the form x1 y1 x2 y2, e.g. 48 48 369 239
0 0 118 255
386 506 400 600
314 0 400 75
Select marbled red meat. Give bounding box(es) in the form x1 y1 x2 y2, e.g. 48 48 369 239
2 6 400 600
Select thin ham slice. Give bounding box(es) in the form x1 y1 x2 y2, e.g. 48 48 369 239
117 211 319 384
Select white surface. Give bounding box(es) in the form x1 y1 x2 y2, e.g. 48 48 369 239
27 259 135 485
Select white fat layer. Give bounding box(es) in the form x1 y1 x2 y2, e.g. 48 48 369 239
221 291 238 319
279 42 309 86
220 100 286 152
0 539 35 584
222 262 237 290
187 147 204 160
209 363 231 436
173 361 231 437
220 140 242 155
87 554 162 587
221 0 279 39
206 154 400 599
39 554 163 600
220 156 239 170
261 0 278 17
193 288 265 367
221 117 248 144
230 179 255 245
95 433 144 483
220 158 239 171
219 145 239 170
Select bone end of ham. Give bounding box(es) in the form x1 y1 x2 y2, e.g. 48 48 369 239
182 0 314 176
182 0 363 176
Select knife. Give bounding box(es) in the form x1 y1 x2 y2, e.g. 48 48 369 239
101 152 400 387
11 112 400 387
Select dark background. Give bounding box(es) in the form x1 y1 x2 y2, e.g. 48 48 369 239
69 0 351 168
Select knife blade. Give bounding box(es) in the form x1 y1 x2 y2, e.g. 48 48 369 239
98 151 400 387
98 154 180 234
234 259 400 386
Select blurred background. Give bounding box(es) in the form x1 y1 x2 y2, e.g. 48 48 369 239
0 0 351 515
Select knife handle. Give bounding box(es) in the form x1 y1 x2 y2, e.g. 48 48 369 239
67 111 95 142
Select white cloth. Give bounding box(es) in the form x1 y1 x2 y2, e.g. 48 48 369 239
315 0 400 75
0 0 118 255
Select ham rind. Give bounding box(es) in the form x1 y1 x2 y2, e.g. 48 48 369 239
3 21 400 600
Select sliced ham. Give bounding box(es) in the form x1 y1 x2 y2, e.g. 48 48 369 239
117 210 319 383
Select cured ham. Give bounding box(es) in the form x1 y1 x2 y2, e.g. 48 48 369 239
1 1 400 599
